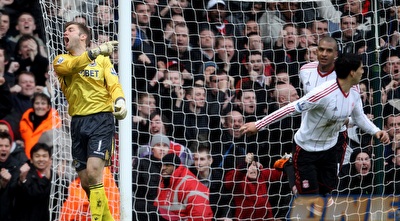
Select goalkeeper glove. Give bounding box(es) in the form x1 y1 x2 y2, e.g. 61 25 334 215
113 99 127 120
273 152 292 171
88 41 118 59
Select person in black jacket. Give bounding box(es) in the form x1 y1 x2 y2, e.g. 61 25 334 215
385 146 400 195
189 144 234 221
12 143 66 221
132 134 171 221
0 132 24 221
335 148 375 196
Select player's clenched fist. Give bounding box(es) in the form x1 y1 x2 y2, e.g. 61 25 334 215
89 41 118 59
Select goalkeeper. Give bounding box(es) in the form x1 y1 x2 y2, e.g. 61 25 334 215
53 22 126 221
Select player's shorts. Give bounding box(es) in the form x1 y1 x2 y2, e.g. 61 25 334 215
70 112 115 171
292 143 338 195
336 130 348 166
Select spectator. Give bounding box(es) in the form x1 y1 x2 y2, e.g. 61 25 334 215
0 120 27 163
159 0 197 45
162 14 186 45
241 32 270 63
189 144 234 221
229 87 261 122
210 110 262 170
19 93 61 159
0 131 23 221
133 133 171 221
13 35 49 87
243 19 260 37
132 0 163 51
309 17 330 43
202 61 218 86
380 49 400 99
267 83 300 219
206 69 234 133
214 36 241 85
12 143 66 221
158 23 202 82
2 71 39 140
199 0 243 39
267 83 300 160
0 45 18 89
91 29 112 46
132 92 157 146
198 28 216 62
93 1 116 36
259 2 301 48
147 113 193 165
224 153 283 220
154 153 214 221
7 12 47 59
273 68 291 85
151 62 186 120
0 12 12 53
71 14 90 26
383 103 400 163
341 0 374 31
271 23 303 88
331 14 370 55
243 49 271 88
59 167 120 221
132 1 151 39
303 44 319 64
299 26 317 49
336 148 375 195
384 146 400 194
130 22 157 92
173 85 209 148
237 51 270 116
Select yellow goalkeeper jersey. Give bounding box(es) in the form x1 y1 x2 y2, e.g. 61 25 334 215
53 52 125 116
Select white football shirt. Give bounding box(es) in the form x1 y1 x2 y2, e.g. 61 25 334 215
255 80 379 152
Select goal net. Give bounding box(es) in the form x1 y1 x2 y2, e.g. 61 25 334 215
38 0 400 220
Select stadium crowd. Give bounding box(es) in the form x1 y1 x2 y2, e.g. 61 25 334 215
1 0 400 220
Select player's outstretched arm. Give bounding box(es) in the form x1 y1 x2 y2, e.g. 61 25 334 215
239 122 258 136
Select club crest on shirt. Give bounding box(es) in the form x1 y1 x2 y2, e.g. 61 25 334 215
296 101 306 111
302 180 309 188
89 61 96 67
57 56 64 64
111 68 118 76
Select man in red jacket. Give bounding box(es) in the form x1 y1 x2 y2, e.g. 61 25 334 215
155 153 213 221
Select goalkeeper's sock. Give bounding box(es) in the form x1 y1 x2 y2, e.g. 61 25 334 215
89 183 108 221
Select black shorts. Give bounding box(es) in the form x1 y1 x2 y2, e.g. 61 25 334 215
336 130 348 166
70 112 115 171
292 143 338 195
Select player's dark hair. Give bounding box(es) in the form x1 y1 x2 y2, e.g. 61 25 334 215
335 53 362 79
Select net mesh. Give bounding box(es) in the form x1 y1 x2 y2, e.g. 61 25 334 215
38 0 400 220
